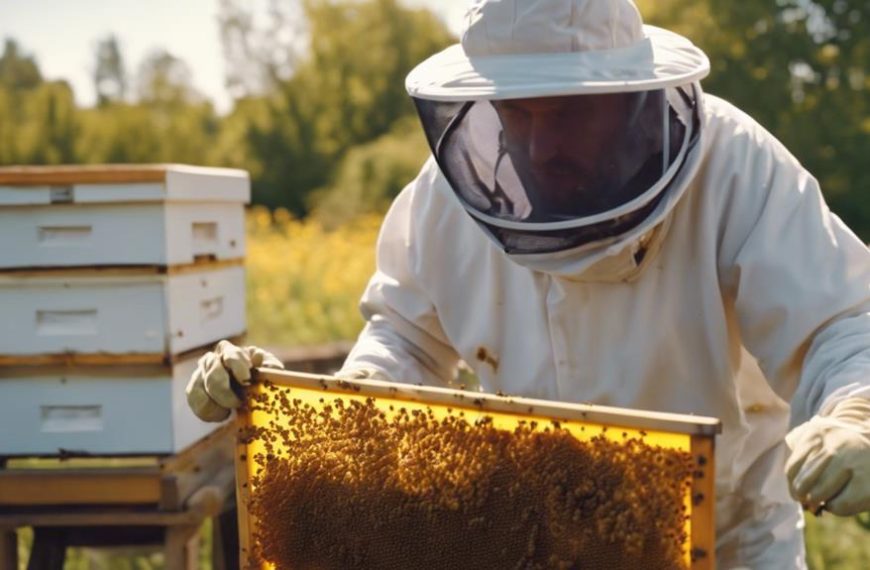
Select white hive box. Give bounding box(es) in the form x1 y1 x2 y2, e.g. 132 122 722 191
0 164 249 269
0 356 217 455
0 264 246 363
0 164 248 457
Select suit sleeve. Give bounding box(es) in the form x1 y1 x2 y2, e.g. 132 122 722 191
339 165 461 386
716 115 870 428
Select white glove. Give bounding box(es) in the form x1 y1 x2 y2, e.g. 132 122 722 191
185 340 284 422
785 397 870 516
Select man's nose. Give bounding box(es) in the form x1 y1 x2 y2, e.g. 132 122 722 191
528 115 563 165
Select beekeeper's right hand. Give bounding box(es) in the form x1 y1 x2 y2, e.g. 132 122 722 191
186 340 284 422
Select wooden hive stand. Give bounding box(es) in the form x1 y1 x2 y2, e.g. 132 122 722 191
0 423 238 570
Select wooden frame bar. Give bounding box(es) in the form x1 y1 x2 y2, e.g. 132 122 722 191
235 409 254 567
255 369 720 436
690 435 716 569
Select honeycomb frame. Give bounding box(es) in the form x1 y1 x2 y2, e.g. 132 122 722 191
235 369 720 569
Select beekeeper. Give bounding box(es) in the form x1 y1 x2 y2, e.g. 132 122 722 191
187 0 870 567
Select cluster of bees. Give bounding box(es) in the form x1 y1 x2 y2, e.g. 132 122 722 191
240 381 695 569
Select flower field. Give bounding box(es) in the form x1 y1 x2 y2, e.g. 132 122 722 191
245 206 381 347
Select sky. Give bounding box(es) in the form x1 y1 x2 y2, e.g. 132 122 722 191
0 0 466 114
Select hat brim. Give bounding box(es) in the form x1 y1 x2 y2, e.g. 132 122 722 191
406 26 709 101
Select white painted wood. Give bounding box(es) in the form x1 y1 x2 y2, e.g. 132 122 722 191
0 186 52 205
163 203 246 264
70 183 166 203
170 356 217 451
165 265 247 354
0 166 251 206
0 204 166 268
0 265 246 357
0 165 250 205
0 202 245 268
164 168 251 203
0 183 167 206
0 356 221 455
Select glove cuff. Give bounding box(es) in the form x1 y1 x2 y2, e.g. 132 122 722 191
828 396 870 428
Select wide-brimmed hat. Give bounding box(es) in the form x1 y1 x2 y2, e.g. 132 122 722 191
406 0 709 101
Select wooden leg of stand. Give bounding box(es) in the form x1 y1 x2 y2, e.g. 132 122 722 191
27 528 67 570
0 528 18 570
164 525 200 570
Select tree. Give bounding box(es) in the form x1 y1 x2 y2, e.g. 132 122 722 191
23 81 80 164
0 39 79 166
136 49 201 108
0 38 42 91
309 115 430 228
93 35 128 106
215 0 454 213
217 0 305 98
637 0 870 239
77 50 217 166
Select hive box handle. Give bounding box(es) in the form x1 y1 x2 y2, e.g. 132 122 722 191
38 225 93 245
41 405 103 433
192 221 219 258
201 296 224 323
36 309 98 335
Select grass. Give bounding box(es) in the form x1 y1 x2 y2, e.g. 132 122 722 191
805 513 870 569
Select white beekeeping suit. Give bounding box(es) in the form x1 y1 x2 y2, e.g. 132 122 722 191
339 0 870 567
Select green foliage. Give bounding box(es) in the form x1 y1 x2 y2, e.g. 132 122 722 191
0 80 79 164
0 38 42 91
638 0 870 239
136 50 201 108
309 115 430 228
75 99 219 165
213 0 453 213
94 35 127 106
805 513 870 569
0 42 219 167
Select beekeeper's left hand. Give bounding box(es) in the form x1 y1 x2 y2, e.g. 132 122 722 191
186 340 284 422
785 397 870 516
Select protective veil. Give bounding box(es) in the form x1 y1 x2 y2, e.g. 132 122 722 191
342 1 870 568
406 0 709 278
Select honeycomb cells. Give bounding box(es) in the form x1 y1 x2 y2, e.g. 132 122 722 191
243 382 696 569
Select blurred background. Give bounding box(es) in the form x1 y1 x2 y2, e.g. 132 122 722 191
2 0 869 567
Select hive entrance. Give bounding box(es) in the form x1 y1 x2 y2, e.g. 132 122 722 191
236 372 719 570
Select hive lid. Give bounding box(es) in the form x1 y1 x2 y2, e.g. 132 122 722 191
0 164 250 205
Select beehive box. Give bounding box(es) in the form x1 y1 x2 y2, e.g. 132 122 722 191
0 350 229 456
0 164 248 269
0 264 245 364
236 370 721 570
